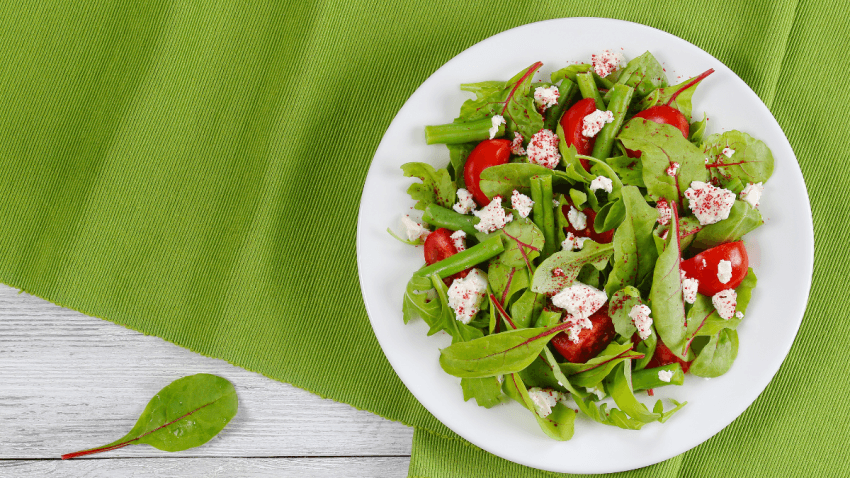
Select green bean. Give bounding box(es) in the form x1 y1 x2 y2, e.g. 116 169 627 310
424 117 504 145
413 235 504 279
576 72 606 110
422 204 479 236
631 363 684 391
590 84 634 160
530 175 556 260
542 79 577 131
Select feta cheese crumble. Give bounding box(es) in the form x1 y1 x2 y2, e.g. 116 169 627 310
712 289 737 320
684 181 736 225
473 196 513 233
656 198 672 226
450 230 466 252
586 386 606 400
589 176 613 194
735 311 744 319
489 115 505 139
629 304 653 340
447 268 488 324
553 283 607 342
658 370 674 382
511 190 534 218
591 49 626 77
561 232 587 251
526 129 561 169
582 109 614 138
401 215 430 241
666 162 680 176
553 198 560 208
567 206 587 230
682 277 699 304
740 182 764 209
510 132 525 156
527 387 566 417
453 188 476 214
717 259 733 284
721 147 736 158
533 85 560 111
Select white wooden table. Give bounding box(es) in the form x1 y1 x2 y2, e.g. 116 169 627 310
0 285 414 477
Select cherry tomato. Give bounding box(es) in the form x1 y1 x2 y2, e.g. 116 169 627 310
550 305 616 363
680 241 749 296
625 106 690 158
559 97 598 171
645 337 692 373
463 139 511 206
561 203 615 244
423 228 469 285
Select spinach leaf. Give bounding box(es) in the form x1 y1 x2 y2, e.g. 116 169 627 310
503 373 576 441
439 323 573 378
689 114 707 145
619 119 709 206
556 124 595 182
458 63 545 139
477 216 544 269
607 362 661 422
607 155 645 187
609 286 643 338
62 374 237 459
446 143 475 187
689 329 739 378
634 327 657 371
691 201 763 249
682 269 757 353
703 130 775 187
637 74 711 121
480 163 570 199
531 241 614 295
487 256 529 306
616 51 667 99
431 274 483 343
593 198 626 233
605 186 659 295
551 63 592 84
568 349 644 389
461 377 503 408
510 289 546 329
649 204 688 355
401 162 456 211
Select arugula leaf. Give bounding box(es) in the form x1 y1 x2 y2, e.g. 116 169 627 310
691 200 763 249
461 377 504 409
477 216 544 269
637 74 710 121
649 203 688 354
446 143 475 188
503 373 576 441
619 119 709 206
689 329 739 378
605 186 659 295
607 362 661 422
607 155 645 188
479 163 568 199
616 51 667 99
458 63 545 139
556 123 594 182
531 241 614 294
609 286 643 338
402 274 440 326
401 162 456 211
551 63 592 84
703 130 775 187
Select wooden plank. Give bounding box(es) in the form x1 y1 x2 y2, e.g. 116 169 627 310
0 285 413 459
0 457 411 478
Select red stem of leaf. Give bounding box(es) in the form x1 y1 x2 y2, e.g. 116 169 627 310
489 294 518 330
501 62 543 115
665 68 714 106
501 268 516 305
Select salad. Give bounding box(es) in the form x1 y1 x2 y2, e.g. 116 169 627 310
392 50 774 440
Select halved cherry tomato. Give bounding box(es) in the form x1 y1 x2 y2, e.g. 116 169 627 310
680 241 749 296
645 336 692 373
423 228 469 285
551 305 616 363
561 203 615 244
625 106 689 158
463 139 511 206
559 97 598 171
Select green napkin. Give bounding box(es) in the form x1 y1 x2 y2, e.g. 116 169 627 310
0 1 846 477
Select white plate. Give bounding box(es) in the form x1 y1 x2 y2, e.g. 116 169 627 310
356 18 813 474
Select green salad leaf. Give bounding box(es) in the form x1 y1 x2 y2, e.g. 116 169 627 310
556 124 595 182
446 143 475 188
637 73 711 121
609 286 643 337
461 377 503 408
402 274 440 327
607 155 645 188
551 63 592 84
531 241 614 294
503 373 576 441
593 198 626 233
689 114 707 145
458 63 545 139
488 257 530 307
510 289 546 329
689 329 739 378
567 346 644 389
616 51 667 99
691 201 763 249
401 162 456 211
479 163 568 199
649 204 688 355
703 130 774 187
477 216 544 269
605 186 659 295
607 362 661 422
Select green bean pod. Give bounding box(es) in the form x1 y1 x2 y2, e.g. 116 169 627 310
576 72 606 110
424 117 504 145
413 235 505 279
590 84 634 160
422 204 479 236
530 175 556 260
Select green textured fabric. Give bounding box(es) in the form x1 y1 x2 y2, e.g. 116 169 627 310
0 1 846 477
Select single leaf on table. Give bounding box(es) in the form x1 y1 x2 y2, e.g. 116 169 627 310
703 130 775 187
618 119 709 207
503 373 576 441
637 73 712 121
616 51 667 99
62 374 237 459
649 203 688 356
689 328 739 378
401 162 456 211
531 241 614 295
691 201 763 249
479 163 565 199
605 186 659 296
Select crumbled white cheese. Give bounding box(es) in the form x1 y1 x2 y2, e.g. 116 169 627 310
489 115 505 139
717 259 733 284
735 311 744 319
629 304 653 340
702 258 707 267
567 206 587 231
473 196 513 233
666 162 680 176
656 198 672 226
682 277 699 304
561 232 587 251
582 109 614 138
401 215 430 241
527 387 564 417
586 386 606 400
712 289 737 320
552 283 607 342
658 370 674 382
450 230 466 252
526 129 561 169
740 182 764 209
722 147 735 158
684 181 736 225
533 85 560 111
447 268 489 324
589 176 613 194
591 49 626 77
510 132 525 156
511 190 534 218
453 188 476 215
